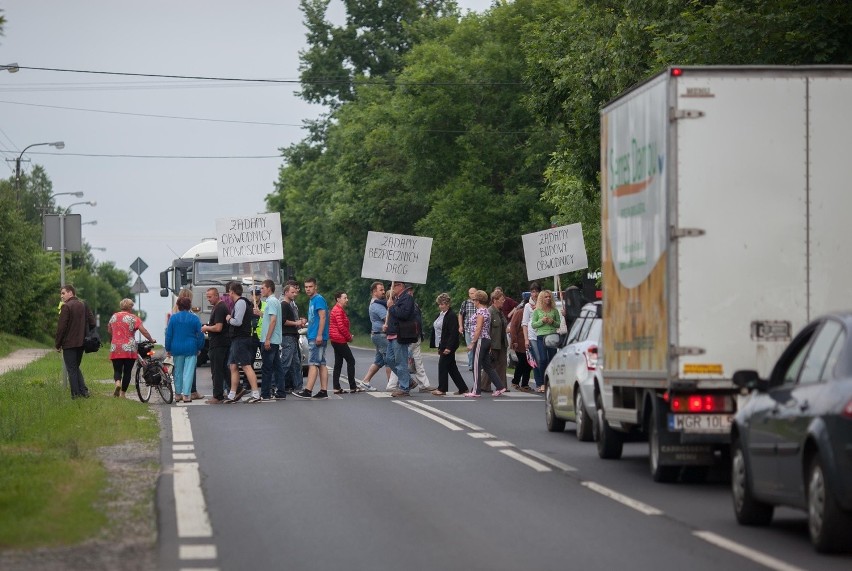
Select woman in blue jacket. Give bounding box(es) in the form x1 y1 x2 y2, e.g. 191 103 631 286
165 296 204 403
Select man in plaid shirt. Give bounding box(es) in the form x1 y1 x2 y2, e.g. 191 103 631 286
457 287 477 371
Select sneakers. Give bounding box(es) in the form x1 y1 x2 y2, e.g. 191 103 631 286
312 390 329 400
357 380 377 392
493 388 507 397
463 392 481 398
245 395 262 404
260 396 276 402
274 394 288 401
234 388 247 401
391 390 410 397
418 386 433 393
292 389 313 399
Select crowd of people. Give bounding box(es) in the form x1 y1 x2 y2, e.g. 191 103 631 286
55 277 577 402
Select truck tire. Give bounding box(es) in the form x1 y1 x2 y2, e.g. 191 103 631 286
731 437 773 526
807 454 852 553
575 390 593 442
649 398 679 483
545 383 566 432
595 394 623 459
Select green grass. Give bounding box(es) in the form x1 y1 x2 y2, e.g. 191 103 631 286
0 332 49 359
0 351 159 548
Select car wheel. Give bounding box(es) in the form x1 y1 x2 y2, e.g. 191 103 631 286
575 390 593 442
807 455 852 552
649 406 679 483
545 383 566 433
731 438 773 526
595 394 623 459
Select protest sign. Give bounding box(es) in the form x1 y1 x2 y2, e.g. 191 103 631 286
361 231 432 284
215 212 283 264
522 223 588 280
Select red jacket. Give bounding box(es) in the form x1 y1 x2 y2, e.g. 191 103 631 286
329 304 352 344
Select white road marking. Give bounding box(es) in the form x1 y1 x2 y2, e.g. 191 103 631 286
406 401 484 430
499 449 552 472
522 449 578 472
173 462 213 538
367 391 392 398
581 481 663 516
393 401 463 430
173 444 194 451
173 453 197 461
179 544 218 560
484 440 514 448
171 407 193 443
693 531 808 571
467 432 496 439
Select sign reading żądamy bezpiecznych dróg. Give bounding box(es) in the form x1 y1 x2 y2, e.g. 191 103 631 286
361 231 432 284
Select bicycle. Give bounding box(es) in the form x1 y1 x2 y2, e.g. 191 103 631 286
135 340 174 404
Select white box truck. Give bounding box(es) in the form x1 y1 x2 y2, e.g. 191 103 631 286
596 66 852 482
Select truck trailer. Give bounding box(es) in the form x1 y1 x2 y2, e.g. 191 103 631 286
596 66 852 481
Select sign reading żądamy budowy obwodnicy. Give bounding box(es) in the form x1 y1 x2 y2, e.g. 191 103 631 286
521 223 589 280
215 212 284 264
361 231 433 284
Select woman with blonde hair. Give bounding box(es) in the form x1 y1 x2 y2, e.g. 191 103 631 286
108 298 155 398
464 290 506 398
530 289 561 393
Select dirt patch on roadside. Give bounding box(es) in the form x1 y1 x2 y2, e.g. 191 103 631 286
0 411 162 571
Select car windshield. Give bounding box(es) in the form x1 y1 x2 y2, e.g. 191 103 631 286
194 260 278 284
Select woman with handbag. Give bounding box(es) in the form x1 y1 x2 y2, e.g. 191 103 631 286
464 290 506 398
530 289 561 393
429 293 469 396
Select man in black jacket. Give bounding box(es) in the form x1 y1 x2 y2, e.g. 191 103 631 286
385 281 414 397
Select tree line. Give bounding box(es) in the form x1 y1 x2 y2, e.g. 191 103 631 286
266 0 852 333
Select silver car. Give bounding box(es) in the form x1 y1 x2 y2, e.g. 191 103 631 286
544 302 602 441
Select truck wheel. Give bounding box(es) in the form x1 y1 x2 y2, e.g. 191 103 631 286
595 394 623 459
575 390 593 442
731 438 773 526
807 455 852 552
649 400 679 483
545 383 566 432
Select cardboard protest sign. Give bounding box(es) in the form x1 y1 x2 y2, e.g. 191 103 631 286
522 223 588 280
215 212 283 264
361 231 432 284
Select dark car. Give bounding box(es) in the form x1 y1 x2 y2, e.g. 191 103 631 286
730 312 852 553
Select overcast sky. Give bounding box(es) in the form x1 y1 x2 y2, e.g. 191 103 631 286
0 0 494 341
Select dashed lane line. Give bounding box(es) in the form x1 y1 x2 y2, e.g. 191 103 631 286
498 449 552 472
581 481 663 516
521 449 578 472
692 531 808 571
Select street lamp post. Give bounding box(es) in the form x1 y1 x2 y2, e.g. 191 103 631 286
59 201 96 286
16 141 65 202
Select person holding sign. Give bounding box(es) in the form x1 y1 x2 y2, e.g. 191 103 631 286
385 281 415 397
358 281 396 392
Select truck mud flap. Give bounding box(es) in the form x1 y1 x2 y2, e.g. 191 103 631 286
658 443 715 466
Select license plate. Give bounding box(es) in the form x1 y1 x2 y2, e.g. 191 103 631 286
668 414 732 433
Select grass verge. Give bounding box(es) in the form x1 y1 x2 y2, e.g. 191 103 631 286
0 332 49 359
0 351 160 549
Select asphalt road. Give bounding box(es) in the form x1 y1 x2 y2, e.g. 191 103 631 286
153 345 851 571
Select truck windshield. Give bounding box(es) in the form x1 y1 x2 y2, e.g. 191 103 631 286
194 260 279 284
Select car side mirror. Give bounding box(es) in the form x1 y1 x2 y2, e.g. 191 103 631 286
732 369 767 392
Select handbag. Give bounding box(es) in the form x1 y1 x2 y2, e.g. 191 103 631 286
82 302 101 353
526 348 537 368
397 319 420 344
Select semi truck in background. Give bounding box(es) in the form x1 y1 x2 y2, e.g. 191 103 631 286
596 66 852 481
160 238 308 375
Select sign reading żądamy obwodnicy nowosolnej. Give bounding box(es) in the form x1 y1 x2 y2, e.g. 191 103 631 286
215 212 284 264
521 223 589 281
361 231 433 284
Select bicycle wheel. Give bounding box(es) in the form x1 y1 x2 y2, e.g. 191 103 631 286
135 364 152 402
156 365 174 404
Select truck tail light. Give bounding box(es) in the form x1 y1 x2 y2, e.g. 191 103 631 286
670 394 733 413
842 399 852 419
585 346 599 371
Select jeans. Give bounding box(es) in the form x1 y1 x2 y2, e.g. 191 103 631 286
281 335 302 392
384 339 411 392
208 344 229 400
260 343 285 398
529 339 544 388
173 354 197 396
63 347 88 397
535 338 556 388
370 333 389 367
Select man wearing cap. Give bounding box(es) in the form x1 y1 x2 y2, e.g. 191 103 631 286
385 281 415 397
